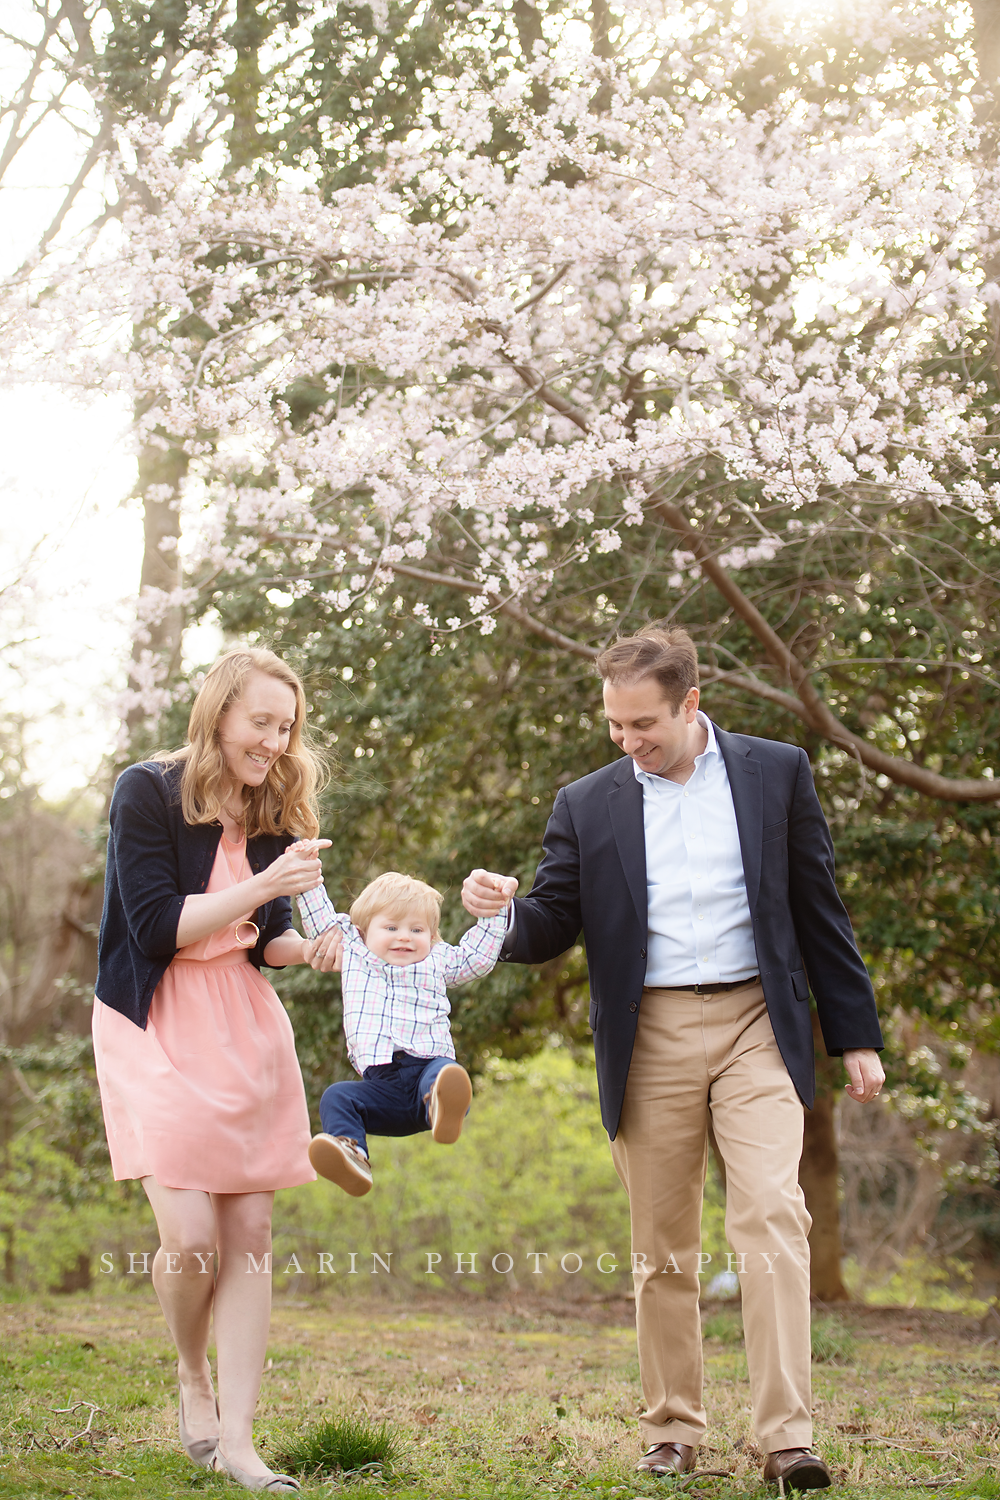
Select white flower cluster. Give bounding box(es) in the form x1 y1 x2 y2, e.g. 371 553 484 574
10 4 1000 639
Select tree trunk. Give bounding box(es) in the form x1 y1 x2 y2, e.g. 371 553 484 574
53 1253 92 1294
799 1008 850 1301
972 0 1000 102
227 0 264 171
124 434 187 743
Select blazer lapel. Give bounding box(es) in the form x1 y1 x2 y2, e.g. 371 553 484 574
716 725 763 914
608 758 647 926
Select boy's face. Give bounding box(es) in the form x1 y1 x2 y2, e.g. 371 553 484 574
363 908 435 965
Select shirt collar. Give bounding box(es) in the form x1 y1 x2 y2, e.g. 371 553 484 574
632 711 718 788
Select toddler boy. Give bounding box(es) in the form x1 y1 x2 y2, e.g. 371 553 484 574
296 868 516 1196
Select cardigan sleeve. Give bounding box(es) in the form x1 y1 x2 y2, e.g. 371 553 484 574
107 765 187 960
253 893 295 968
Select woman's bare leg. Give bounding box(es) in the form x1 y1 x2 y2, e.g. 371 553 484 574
141 1176 219 1443
211 1190 276 1475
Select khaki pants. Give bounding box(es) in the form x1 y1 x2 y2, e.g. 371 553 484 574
609 981 813 1454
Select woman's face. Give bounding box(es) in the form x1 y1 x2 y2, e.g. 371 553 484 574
218 670 297 791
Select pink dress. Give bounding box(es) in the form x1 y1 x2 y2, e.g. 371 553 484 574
92 835 315 1193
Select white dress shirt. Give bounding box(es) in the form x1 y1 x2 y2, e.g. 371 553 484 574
636 713 758 987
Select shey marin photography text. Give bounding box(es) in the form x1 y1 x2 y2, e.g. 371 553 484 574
95 1249 778 1284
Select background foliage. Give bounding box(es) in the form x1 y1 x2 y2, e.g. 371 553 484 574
3 0 1000 1300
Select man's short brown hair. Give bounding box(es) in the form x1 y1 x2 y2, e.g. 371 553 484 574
595 624 699 712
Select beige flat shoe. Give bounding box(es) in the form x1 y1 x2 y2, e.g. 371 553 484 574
212 1448 301 1491
178 1384 219 1468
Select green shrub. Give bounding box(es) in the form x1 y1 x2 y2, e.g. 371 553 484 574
0 1134 145 1294
275 1413 402 1477
845 1253 990 1316
2 1049 733 1300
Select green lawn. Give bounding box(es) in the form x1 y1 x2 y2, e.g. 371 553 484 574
1 1288 998 1498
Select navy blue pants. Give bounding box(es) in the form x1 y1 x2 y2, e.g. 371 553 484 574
319 1051 458 1158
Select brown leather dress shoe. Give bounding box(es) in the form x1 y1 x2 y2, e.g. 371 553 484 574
762 1449 832 1490
636 1441 696 1475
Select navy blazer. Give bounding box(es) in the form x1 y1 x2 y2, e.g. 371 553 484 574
505 725 883 1137
96 761 295 1028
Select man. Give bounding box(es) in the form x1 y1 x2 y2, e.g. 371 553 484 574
463 625 884 1490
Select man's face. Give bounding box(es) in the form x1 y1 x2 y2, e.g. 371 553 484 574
603 677 701 779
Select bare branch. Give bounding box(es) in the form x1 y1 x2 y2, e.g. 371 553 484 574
513 262 572 315
14 127 109 275
649 494 1000 802
387 563 601 659
497 350 592 432
698 666 812 721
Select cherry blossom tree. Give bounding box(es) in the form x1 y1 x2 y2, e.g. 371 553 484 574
26 0 1000 804
13 0 1000 1298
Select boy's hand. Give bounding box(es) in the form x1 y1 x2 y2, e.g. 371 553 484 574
462 869 518 917
304 928 344 973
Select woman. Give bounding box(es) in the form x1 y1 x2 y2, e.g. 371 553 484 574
94 647 335 1494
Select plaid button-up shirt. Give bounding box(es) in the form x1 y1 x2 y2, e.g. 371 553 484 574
296 884 506 1073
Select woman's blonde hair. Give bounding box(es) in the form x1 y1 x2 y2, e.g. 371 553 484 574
349 872 443 940
156 647 327 837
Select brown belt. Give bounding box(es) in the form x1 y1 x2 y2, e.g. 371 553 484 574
646 975 759 996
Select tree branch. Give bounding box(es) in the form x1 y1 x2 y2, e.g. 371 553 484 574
388 565 858 718
388 563 600 659
648 494 1000 802
513 262 572 315
697 666 813 721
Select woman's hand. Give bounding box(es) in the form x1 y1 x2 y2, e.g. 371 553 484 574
176 840 331 948
260 840 332 901
303 929 344 973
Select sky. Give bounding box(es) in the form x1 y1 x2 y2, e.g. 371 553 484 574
0 386 142 801
1 3 144 803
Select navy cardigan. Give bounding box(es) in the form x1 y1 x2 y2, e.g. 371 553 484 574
96 761 295 1029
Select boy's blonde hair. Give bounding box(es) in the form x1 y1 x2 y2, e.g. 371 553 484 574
350 872 443 939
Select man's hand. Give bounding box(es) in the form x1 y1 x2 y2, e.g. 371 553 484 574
303 929 344 973
843 1048 885 1103
462 868 519 918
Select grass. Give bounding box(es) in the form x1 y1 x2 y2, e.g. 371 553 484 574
702 1307 744 1345
811 1314 857 1365
275 1412 402 1478
0 1287 998 1497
